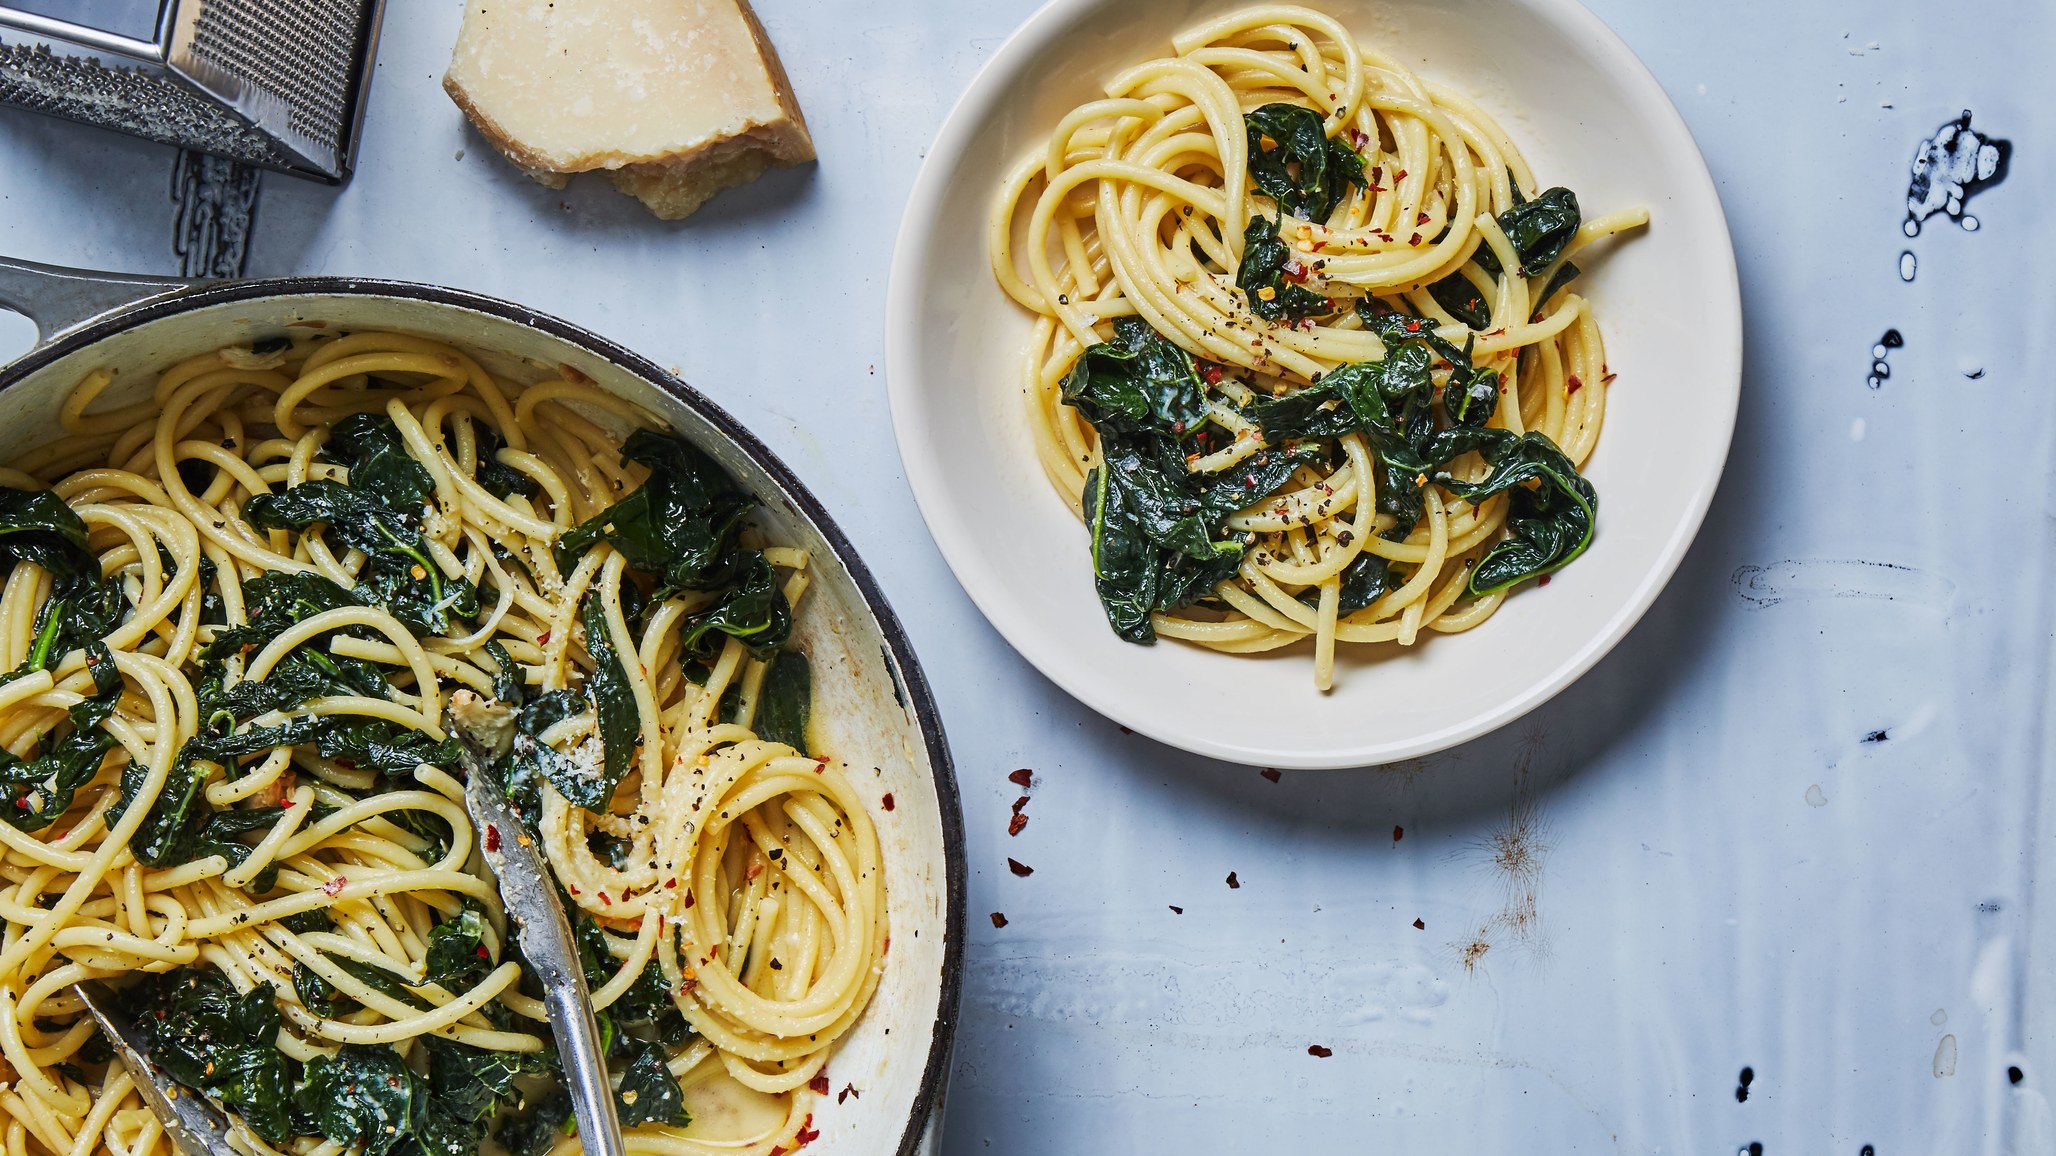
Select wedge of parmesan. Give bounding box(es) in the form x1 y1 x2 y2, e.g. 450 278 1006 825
444 0 815 220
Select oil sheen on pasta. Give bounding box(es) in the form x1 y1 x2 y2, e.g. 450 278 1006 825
990 3 1649 689
0 330 886 1156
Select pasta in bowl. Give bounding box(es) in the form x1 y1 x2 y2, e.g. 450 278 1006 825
887 0 1740 766
0 275 961 1156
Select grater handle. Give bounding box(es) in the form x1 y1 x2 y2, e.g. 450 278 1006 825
0 257 196 347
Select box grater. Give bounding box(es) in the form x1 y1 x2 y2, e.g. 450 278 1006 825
0 0 385 183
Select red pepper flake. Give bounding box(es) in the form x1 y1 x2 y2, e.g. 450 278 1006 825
684 891 695 908
1010 795 1030 814
1007 858 1033 877
322 876 346 898
1417 211 1431 225
746 863 764 881
476 945 490 959
1008 768 1033 787
1225 871 1240 889
808 1073 831 1095
1566 374 1584 395
881 793 895 811
1412 917 1426 930
1538 573 1552 587
770 1149 786 1156
568 884 580 895
1392 825 1404 842
1260 768 1281 783
838 1083 860 1104
664 878 677 888
1408 232 1422 246
1281 258 1311 284
1394 169 1408 181
1168 905 1183 914
989 912 1008 928
484 824 501 853
1308 1045 1334 1058
281 799 295 809
1200 363 1224 386
1007 812 1028 836
1309 238 1328 253
536 631 551 645
598 892 612 905
794 1120 820 1146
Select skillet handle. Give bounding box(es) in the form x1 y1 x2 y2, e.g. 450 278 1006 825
0 256 197 347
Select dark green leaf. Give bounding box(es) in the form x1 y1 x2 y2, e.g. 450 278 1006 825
1497 186 1581 277
1427 268 1492 329
1534 260 1580 309
754 650 811 754
1236 215 1330 324
1 683 121 832
554 429 755 597
0 486 95 582
677 553 792 662
130 971 293 1145
1244 103 1365 222
1436 432 1596 593
615 1038 691 1127
581 593 640 804
1058 316 1210 438
295 1044 421 1156
423 905 492 990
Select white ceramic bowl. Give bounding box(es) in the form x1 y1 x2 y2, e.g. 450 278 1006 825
886 0 1741 769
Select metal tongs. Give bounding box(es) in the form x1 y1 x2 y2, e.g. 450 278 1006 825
455 733 628 1156
71 735 627 1156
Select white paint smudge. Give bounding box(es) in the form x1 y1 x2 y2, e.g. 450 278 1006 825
1850 417 1866 442
1934 1032 1958 1077
1931 1008 1948 1026
1805 784 1828 807
1899 250 1917 281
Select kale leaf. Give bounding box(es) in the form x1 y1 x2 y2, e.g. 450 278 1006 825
676 552 792 663
754 650 811 755
1244 103 1366 222
0 486 94 580
1236 215 1329 324
130 971 293 1145
1437 432 1597 594
1498 185 1582 277
0 679 119 831
1058 316 1210 438
615 1038 691 1127
295 1044 421 1156
555 429 756 597
423 905 492 990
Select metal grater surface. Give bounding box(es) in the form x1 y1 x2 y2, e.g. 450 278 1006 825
0 0 382 182
188 0 365 156
0 40 290 168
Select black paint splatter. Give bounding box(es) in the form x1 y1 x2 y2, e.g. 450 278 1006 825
1735 1065 1755 1102
1905 111 2011 237
1861 1147 1875 1156
1745 1143 1764 1156
1862 729 1890 744
171 149 261 278
1866 329 1903 390
2009 1066 2024 1085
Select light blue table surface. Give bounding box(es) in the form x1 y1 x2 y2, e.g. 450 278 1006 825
3 2 2053 1152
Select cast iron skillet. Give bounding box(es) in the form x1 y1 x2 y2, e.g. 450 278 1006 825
0 256 964 1156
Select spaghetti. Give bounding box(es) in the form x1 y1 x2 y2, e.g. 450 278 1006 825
0 329 884 1156
991 4 1649 689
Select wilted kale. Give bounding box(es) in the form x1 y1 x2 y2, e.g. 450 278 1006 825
130 971 294 1145
0 670 119 831
295 1043 421 1156
0 486 128 688
1425 182 1585 329
1059 316 1210 438
1244 102 1367 222
1236 215 1330 324
244 414 479 636
754 651 811 754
